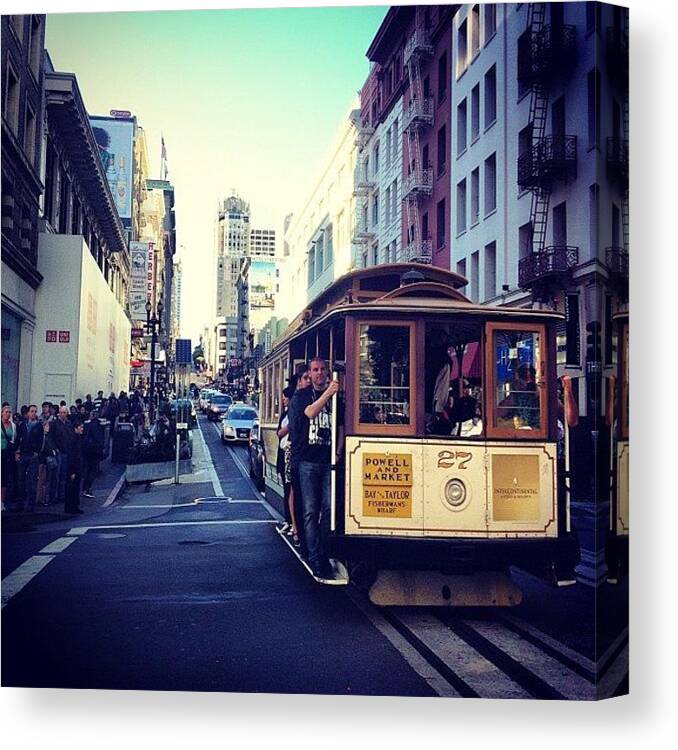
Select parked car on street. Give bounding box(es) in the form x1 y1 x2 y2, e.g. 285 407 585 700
222 405 258 443
199 389 217 413
248 420 266 491
207 393 234 421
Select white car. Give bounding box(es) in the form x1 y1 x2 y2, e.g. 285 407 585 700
222 405 258 443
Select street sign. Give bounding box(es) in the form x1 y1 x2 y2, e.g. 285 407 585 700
175 338 192 365
176 422 188 430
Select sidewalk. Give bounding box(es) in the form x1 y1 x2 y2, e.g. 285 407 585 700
1 455 126 532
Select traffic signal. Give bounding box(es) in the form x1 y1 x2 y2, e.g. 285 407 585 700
585 321 602 365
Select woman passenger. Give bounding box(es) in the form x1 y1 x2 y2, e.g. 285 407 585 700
1 404 17 511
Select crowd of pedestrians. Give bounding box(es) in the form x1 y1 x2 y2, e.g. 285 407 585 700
1 390 146 515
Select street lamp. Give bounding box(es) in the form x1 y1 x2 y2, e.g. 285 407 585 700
146 296 163 423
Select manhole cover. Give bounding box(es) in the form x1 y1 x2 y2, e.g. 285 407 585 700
178 540 213 546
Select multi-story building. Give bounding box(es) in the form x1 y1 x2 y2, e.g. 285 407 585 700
171 259 182 340
352 65 404 268
281 104 359 321
448 3 628 584
30 56 131 404
1 14 47 408
365 5 456 270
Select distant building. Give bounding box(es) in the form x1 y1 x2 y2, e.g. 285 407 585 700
171 259 182 339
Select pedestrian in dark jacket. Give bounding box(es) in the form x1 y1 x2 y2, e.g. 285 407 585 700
105 394 120 430
65 420 84 514
83 394 94 415
52 406 74 504
15 405 42 511
118 391 130 421
82 416 105 498
93 390 105 413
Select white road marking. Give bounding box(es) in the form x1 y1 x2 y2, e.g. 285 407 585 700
195 419 224 497
1 555 56 609
596 644 629 698
501 614 597 674
103 473 126 507
464 620 596 700
397 611 531 699
345 588 461 698
66 527 88 536
39 537 78 554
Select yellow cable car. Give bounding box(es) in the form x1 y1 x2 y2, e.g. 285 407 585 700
253 264 579 606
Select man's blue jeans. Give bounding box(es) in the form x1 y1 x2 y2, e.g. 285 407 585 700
298 461 331 571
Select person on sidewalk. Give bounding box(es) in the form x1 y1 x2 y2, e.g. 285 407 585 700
83 394 94 415
65 420 85 514
14 405 42 512
1 403 17 511
288 358 339 579
82 414 105 499
52 406 74 506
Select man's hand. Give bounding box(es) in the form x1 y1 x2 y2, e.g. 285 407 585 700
326 380 340 398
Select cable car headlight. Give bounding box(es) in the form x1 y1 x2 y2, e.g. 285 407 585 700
444 478 467 508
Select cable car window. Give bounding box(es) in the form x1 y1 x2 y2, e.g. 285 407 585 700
492 329 543 431
425 321 484 437
358 324 412 425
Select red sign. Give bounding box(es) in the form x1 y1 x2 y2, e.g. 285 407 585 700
58 330 70 343
46 330 57 343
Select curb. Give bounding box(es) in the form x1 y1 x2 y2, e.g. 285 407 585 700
102 472 127 507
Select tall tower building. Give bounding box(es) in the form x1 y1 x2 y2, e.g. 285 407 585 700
215 194 250 319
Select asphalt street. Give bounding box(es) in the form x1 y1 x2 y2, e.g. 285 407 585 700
1 414 628 699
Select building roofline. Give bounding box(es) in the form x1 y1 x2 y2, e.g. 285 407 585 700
44 71 128 254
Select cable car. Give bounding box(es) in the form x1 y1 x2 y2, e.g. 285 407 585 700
606 311 629 582
252 264 579 606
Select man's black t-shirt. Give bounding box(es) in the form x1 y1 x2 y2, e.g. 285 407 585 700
288 385 332 466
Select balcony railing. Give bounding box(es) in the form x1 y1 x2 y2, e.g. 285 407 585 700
402 168 433 201
606 137 629 185
606 27 629 83
353 174 376 196
606 246 629 278
404 28 433 66
517 24 577 84
402 96 434 133
519 246 579 290
405 238 433 264
354 125 375 151
352 221 375 243
517 135 577 189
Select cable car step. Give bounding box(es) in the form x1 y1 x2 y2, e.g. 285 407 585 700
275 525 349 586
368 570 523 607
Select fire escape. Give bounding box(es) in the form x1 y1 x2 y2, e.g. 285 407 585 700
517 3 578 301
402 10 434 264
605 10 629 302
352 103 376 267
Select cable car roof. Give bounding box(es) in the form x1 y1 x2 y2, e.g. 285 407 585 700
271 264 564 356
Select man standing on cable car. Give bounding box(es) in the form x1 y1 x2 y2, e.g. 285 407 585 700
288 357 339 580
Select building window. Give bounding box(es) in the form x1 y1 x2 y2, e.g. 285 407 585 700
325 223 333 264
456 258 467 281
553 201 567 246
471 84 480 142
308 246 315 286
385 127 392 167
612 202 621 248
484 153 497 215
59 173 70 233
566 294 581 366
484 4 497 42
4 62 21 136
437 125 446 175
456 178 467 235
519 221 532 259
438 51 448 104
28 15 43 80
484 241 496 300
436 198 446 249
373 142 380 174
457 19 468 77
588 68 601 148
518 124 533 161
392 117 398 162
484 64 497 128
471 5 480 58
457 98 467 156
471 251 479 302
385 186 391 225
471 167 480 225
372 191 379 226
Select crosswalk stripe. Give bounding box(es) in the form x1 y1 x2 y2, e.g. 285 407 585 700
597 644 629 699
463 620 596 700
1 555 56 609
397 611 531 699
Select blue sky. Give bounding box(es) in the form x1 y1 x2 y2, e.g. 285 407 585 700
45 4 388 341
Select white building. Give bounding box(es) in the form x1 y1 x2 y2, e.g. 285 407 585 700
281 103 360 322
353 73 404 269
450 3 628 393
215 194 250 319
172 259 182 338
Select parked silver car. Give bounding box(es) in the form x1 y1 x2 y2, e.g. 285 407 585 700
222 405 258 443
